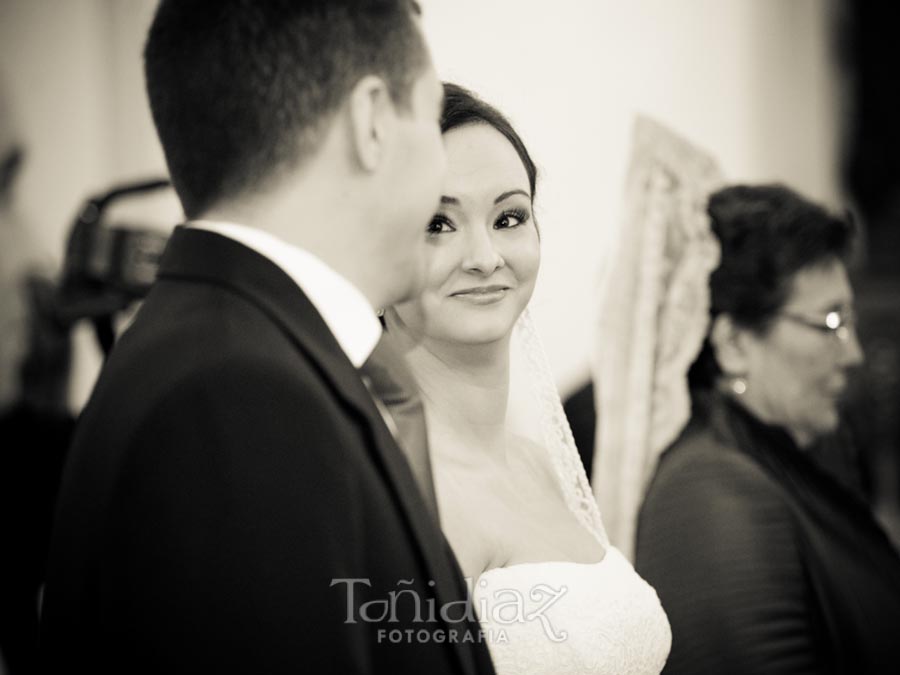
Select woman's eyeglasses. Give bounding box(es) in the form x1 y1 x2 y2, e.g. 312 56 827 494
778 309 857 343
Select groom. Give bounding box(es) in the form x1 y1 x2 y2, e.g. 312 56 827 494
40 2 494 674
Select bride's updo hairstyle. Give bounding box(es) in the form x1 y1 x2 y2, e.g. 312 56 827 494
440 83 538 202
688 184 855 391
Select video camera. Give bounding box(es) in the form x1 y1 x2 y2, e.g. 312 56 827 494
57 178 172 355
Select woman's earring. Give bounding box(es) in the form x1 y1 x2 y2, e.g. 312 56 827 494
376 308 385 318
730 377 747 395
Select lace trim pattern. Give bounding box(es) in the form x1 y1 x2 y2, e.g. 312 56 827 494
514 308 609 547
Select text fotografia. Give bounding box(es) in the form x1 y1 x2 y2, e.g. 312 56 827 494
330 578 569 643
378 627 507 645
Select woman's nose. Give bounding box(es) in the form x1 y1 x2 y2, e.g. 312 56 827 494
462 226 504 275
840 325 865 368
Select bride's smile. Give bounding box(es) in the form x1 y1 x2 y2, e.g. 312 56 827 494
449 284 511 304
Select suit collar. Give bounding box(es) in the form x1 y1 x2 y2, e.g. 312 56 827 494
186 220 380 368
157 227 397 485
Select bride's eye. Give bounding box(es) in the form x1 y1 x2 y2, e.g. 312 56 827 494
494 208 530 230
426 214 455 235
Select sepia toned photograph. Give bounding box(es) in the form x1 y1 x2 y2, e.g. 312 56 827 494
1 1 898 673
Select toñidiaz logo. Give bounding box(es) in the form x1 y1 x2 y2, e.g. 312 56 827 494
330 577 569 644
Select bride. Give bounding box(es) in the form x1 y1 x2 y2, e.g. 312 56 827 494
385 84 671 675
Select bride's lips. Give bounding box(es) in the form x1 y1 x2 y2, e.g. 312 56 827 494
449 284 511 305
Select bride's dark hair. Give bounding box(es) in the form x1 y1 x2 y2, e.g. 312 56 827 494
440 83 538 200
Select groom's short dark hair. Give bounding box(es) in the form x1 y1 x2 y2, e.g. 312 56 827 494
145 0 427 218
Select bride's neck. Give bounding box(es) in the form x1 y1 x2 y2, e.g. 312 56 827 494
405 337 510 458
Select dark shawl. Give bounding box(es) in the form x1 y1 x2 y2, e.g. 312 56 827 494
636 392 900 674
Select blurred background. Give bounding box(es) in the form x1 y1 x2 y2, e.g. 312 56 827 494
1 0 898 672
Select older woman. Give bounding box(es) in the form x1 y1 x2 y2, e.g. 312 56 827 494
635 184 900 673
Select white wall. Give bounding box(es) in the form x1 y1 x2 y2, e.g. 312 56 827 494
1 0 112 261
0 0 176 411
0 0 841 408
421 0 842 396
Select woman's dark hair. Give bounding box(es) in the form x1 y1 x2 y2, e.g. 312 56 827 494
689 183 856 390
440 83 538 199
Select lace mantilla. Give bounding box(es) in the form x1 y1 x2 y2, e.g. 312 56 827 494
592 116 723 560
511 308 609 548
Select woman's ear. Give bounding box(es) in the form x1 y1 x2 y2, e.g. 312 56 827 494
346 75 395 173
709 313 750 377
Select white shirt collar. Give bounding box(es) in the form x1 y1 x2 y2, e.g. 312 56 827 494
188 220 381 368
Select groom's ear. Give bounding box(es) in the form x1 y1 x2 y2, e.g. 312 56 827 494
347 75 395 173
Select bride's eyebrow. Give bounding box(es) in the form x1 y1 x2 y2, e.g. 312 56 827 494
439 190 528 206
494 189 529 204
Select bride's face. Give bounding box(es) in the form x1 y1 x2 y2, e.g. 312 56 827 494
392 123 539 345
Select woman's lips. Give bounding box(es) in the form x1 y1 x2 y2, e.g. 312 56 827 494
450 285 510 305
825 375 848 399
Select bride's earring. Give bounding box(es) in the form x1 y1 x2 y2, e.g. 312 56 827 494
730 376 747 395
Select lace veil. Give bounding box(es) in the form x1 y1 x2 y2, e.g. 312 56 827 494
508 307 609 548
590 116 724 561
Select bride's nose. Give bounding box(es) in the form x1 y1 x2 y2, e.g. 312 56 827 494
462 225 505 274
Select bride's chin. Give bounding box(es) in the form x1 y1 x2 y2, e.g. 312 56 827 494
423 300 523 346
444 317 517 347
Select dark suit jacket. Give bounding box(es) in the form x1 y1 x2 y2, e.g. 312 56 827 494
40 227 496 675
636 393 900 675
0 403 72 674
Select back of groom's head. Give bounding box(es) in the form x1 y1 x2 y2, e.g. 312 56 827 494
144 0 427 218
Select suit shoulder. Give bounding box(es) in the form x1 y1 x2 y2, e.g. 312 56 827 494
116 281 300 365
98 285 331 407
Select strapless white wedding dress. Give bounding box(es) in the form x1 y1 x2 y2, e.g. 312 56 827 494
473 547 671 674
